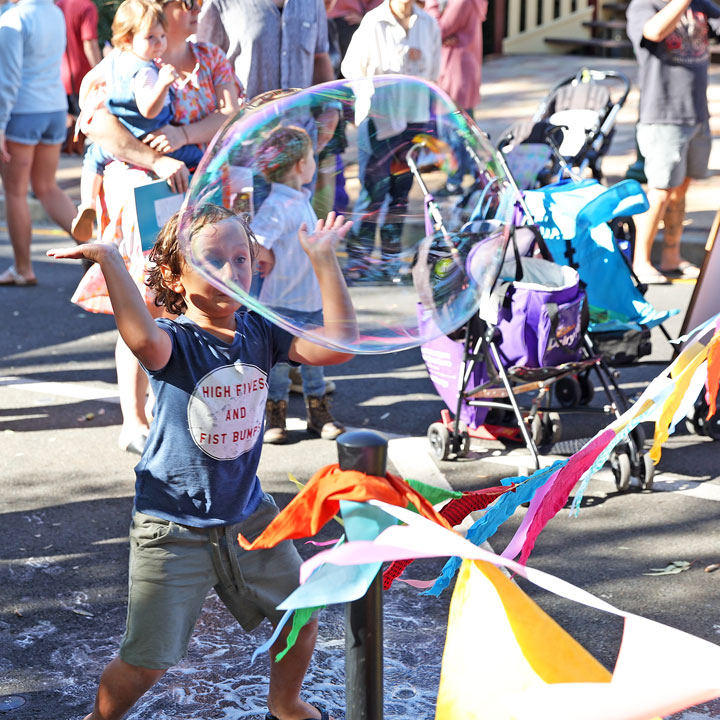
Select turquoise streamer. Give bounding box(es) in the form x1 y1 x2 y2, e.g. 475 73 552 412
423 460 568 597
251 607 294 664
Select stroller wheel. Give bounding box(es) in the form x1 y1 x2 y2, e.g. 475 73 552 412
705 412 720 441
544 412 562 445
458 429 471 458
578 373 595 406
685 393 710 436
610 450 632 492
555 376 582 408
530 414 545 447
637 452 655 491
427 422 451 461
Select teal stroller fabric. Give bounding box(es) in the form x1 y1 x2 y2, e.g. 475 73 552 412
523 178 678 332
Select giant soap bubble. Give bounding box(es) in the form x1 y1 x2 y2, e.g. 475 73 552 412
179 75 517 353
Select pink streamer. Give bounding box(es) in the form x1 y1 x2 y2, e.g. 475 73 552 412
396 578 436 589
517 430 615 566
501 468 560 560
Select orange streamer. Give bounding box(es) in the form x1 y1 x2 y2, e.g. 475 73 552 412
238 464 455 550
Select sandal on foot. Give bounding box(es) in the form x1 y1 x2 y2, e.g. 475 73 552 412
0 265 37 286
265 707 329 720
71 205 97 244
660 260 700 279
634 266 669 285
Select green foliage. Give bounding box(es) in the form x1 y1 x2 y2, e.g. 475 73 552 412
93 0 122 48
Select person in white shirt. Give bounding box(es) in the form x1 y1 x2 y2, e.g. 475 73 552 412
251 125 346 445
340 0 440 278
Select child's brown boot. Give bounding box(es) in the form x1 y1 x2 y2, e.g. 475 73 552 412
305 394 344 440
263 399 288 444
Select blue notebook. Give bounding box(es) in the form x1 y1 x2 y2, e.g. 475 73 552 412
134 178 185 252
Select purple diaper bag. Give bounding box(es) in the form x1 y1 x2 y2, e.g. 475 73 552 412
494 257 585 368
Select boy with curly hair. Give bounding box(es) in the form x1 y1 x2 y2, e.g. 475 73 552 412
48 204 354 720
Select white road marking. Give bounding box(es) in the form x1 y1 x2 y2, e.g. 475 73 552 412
0 376 119 403
5 376 719 504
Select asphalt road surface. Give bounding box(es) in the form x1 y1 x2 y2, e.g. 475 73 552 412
1 227 719 719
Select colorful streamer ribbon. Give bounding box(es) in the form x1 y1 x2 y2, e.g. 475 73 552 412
237 463 454 551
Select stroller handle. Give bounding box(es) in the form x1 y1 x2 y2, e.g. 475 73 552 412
532 68 631 123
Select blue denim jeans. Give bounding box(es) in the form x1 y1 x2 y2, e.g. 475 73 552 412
268 363 326 402
267 307 325 402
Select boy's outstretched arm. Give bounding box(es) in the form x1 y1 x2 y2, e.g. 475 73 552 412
290 211 358 366
47 245 172 371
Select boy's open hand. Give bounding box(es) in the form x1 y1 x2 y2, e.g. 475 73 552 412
298 211 352 261
47 243 118 265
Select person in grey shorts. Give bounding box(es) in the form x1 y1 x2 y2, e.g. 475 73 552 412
48 203 356 720
626 0 720 284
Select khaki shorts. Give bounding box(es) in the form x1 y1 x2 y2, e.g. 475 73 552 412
637 121 712 189
119 494 304 669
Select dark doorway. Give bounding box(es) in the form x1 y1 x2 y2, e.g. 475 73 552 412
483 0 506 54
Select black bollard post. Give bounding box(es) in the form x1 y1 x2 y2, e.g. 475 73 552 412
337 430 385 720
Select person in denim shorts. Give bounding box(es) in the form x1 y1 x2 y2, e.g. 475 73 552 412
48 203 355 720
0 0 78 286
626 0 720 285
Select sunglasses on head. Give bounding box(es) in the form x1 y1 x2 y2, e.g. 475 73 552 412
164 0 203 11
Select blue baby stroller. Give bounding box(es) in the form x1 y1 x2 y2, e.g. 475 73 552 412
522 178 678 370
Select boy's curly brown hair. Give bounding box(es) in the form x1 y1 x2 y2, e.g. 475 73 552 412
146 204 257 316
255 125 311 183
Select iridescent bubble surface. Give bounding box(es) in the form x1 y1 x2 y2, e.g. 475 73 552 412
179 76 517 353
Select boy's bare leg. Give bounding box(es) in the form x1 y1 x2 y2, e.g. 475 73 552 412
267 618 325 720
659 176 692 272
632 186 670 276
83 657 166 720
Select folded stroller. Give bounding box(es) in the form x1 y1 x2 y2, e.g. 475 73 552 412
497 68 631 189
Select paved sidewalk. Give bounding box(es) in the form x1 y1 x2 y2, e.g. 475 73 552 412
2 53 717 261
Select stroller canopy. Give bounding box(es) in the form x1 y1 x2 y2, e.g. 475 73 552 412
523 178 678 332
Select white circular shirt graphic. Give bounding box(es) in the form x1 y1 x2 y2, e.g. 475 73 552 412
187 363 268 460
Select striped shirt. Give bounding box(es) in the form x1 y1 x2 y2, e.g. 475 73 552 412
197 0 329 100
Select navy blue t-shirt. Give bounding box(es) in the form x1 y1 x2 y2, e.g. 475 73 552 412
134 310 294 527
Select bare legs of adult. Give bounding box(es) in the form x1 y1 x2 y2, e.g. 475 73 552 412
633 177 693 283
658 177 692 273
633 185 670 282
82 658 166 720
0 141 75 283
82 619 324 720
